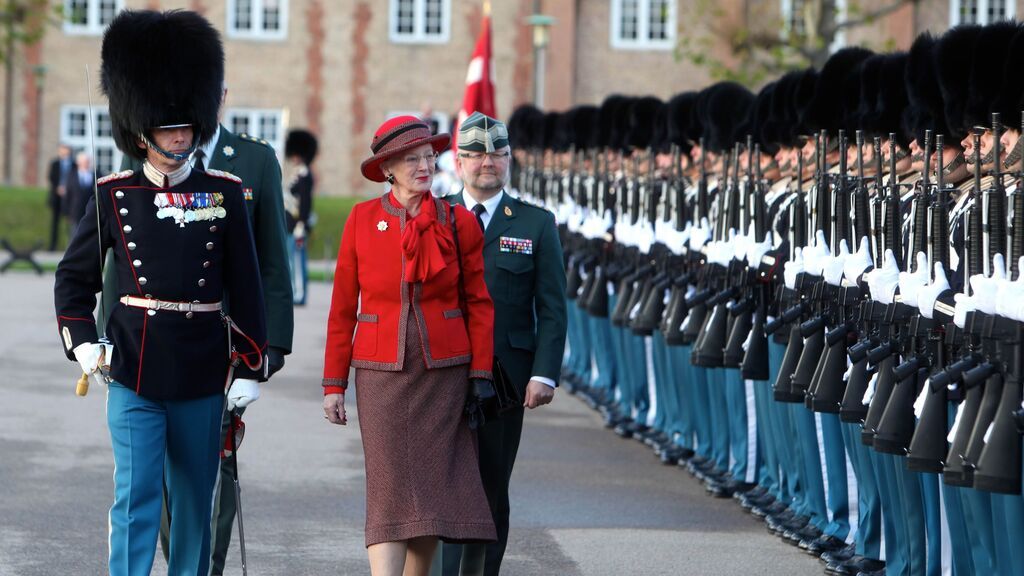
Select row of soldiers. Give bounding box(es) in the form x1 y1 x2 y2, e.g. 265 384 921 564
510 21 1024 576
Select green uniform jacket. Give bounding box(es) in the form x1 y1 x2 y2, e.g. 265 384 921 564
450 191 567 394
108 126 294 353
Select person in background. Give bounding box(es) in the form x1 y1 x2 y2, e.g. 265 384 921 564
47 143 72 251
63 151 93 235
283 128 318 306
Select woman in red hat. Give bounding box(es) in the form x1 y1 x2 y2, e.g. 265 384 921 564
321 116 496 575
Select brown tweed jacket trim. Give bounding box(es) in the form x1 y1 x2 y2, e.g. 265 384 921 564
469 370 493 381
322 378 348 389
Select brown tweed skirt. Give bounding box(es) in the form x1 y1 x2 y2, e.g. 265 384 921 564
354 308 497 547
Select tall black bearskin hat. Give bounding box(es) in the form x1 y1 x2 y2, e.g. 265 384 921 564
627 96 664 151
666 92 696 151
597 95 630 150
702 82 755 153
905 33 952 145
525 108 549 151
966 21 1022 129
746 82 779 156
768 71 802 148
688 89 709 146
838 56 868 135
652 102 671 153
285 129 318 165
554 108 576 152
507 104 543 149
934 24 983 140
993 28 1024 125
609 96 636 152
542 111 563 151
793 68 820 139
571 105 599 150
805 47 873 133
101 10 224 161
876 53 910 145
855 55 885 137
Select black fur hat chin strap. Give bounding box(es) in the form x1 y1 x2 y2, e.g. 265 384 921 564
141 133 198 163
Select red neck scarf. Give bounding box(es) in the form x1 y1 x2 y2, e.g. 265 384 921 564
394 193 455 283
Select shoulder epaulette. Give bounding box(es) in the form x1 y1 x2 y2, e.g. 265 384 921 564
239 133 273 148
512 195 550 213
205 168 243 184
97 169 134 186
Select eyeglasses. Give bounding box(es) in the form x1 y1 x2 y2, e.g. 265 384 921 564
458 151 511 163
401 152 438 169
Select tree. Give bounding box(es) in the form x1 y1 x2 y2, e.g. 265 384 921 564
677 0 917 87
2 0 60 185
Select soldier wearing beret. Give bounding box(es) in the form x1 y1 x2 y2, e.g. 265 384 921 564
438 111 568 576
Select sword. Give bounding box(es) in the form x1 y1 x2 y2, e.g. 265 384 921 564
76 64 109 396
228 409 249 575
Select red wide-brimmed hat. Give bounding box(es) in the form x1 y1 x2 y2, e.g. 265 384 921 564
360 115 451 182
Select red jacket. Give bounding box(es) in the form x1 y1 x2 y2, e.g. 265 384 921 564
322 193 494 394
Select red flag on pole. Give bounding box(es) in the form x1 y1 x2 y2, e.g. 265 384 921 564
453 2 496 151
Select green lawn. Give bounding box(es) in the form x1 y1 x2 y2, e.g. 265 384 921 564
0 186 359 264
0 187 63 250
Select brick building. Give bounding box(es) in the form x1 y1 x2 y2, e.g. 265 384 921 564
0 0 1018 196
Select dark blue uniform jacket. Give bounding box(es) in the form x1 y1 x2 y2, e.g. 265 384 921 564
54 168 267 400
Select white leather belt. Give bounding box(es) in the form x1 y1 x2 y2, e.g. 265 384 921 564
120 296 222 313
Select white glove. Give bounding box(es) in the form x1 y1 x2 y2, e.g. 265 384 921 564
709 230 736 266
689 217 711 251
997 256 1024 321
897 252 931 309
843 236 874 285
783 247 804 290
227 378 261 410
823 239 850 287
294 221 306 240
953 293 975 329
865 249 900 304
970 254 1006 315
746 232 773 270
918 263 951 320
803 230 830 276
733 225 752 264
73 342 113 386
636 221 654 254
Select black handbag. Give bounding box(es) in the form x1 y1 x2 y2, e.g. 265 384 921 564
449 205 523 419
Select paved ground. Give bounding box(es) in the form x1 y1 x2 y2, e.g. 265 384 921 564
0 272 823 575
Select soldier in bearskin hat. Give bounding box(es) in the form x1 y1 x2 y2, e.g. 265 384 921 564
284 128 319 306
53 10 267 575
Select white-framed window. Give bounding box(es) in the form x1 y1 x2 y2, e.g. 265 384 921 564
389 0 450 44
781 0 808 38
781 0 846 52
225 108 285 156
950 0 1015 24
227 0 288 40
60 105 123 177
610 0 676 50
63 0 122 35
